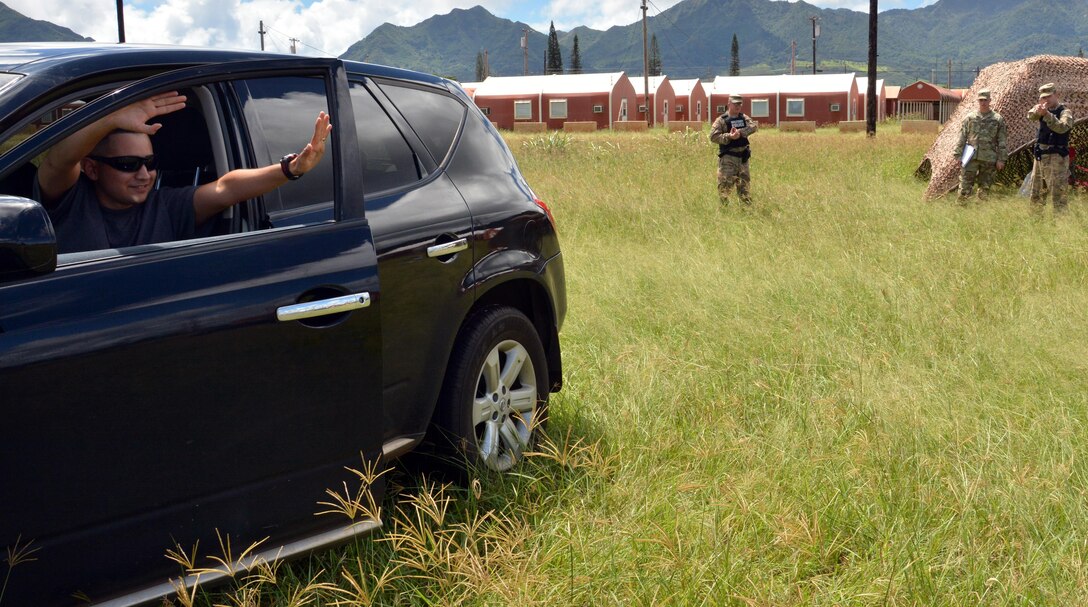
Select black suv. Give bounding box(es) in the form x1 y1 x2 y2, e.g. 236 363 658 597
0 43 564 605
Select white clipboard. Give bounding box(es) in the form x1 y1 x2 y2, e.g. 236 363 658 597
961 144 975 167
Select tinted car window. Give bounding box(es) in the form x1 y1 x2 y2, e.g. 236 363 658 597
379 82 465 165
237 77 332 215
349 82 421 195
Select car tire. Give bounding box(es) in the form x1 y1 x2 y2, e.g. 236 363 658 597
436 306 549 472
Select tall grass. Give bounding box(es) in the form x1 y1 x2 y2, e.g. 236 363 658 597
183 127 1088 605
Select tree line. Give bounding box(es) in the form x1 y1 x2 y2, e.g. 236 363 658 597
474 26 745 80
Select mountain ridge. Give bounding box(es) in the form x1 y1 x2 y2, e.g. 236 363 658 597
340 0 1088 85
0 1 91 43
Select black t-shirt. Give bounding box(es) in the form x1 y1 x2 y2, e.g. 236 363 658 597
37 175 198 254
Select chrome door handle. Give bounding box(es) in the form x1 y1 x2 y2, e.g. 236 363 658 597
427 238 468 258
277 292 370 322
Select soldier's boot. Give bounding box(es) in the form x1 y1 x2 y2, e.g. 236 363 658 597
976 189 988 202
737 182 751 205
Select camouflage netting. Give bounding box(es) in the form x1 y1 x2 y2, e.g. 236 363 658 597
916 55 1088 199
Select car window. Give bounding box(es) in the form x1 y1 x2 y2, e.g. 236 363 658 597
0 99 92 199
0 87 224 256
236 76 332 218
378 82 465 165
349 81 422 196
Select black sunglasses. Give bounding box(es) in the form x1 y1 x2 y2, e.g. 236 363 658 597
89 154 159 172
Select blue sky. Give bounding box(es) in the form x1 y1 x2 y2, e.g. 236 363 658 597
5 0 939 58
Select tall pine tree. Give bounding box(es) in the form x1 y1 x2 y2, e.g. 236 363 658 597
570 35 583 74
648 33 662 76
729 34 740 76
546 22 563 75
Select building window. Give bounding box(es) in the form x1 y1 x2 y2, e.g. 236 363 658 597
593 104 603 113
786 98 805 117
830 103 841 112
480 107 491 115
696 101 702 121
549 99 568 119
638 104 648 113
514 100 533 120
675 104 683 112
716 104 726 114
749 99 770 117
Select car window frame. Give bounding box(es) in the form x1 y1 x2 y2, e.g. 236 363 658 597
373 78 466 168
0 58 364 261
352 75 441 176
344 77 430 199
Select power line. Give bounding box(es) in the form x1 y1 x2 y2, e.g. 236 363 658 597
263 24 334 56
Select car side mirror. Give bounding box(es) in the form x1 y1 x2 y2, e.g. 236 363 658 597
0 196 57 282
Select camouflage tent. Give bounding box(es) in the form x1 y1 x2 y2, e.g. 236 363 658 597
917 55 1088 199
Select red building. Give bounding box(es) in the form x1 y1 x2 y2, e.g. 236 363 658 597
711 73 859 126
885 85 901 120
669 79 709 123
471 73 637 130
856 76 886 121
633 76 676 126
897 80 963 123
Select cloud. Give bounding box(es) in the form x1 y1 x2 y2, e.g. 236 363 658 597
4 0 939 57
4 0 522 57
525 0 689 33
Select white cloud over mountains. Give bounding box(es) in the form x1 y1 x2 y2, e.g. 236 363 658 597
6 0 936 58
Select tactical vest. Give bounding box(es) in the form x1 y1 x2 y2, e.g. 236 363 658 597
1037 104 1070 147
718 113 750 156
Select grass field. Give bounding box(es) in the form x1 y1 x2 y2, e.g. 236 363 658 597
187 127 1088 606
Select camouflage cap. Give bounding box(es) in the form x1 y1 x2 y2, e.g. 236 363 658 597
976 89 990 100
729 94 743 103
1038 83 1056 98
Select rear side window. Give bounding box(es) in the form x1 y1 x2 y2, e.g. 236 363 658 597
379 82 465 165
349 82 422 195
237 77 332 216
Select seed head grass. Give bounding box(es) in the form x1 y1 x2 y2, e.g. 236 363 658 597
171 126 1088 606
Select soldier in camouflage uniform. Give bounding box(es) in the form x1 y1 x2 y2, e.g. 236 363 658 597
710 94 758 204
1027 82 1075 212
953 89 1006 201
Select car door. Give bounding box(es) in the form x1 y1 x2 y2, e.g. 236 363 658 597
346 76 478 442
0 59 382 604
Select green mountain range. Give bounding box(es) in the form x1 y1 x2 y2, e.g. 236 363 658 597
341 0 1088 85
0 1 90 42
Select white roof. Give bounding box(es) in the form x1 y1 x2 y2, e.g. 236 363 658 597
474 72 628 97
712 73 857 95
670 79 705 97
631 75 669 96
856 76 885 94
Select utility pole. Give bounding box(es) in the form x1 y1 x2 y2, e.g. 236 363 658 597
484 50 490 78
259 20 267 51
810 16 820 74
947 58 952 89
642 0 650 126
290 38 299 54
116 0 125 43
866 0 877 137
522 29 528 75
790 40 796 75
